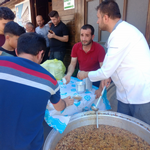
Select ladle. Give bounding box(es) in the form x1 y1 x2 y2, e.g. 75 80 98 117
91 86 106 128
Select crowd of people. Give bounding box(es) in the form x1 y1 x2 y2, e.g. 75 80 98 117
0 8 69 63
0 0 150 150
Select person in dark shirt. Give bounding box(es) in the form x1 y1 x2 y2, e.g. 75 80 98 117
0 21 25 56
48 10 69 62
0 7 15 46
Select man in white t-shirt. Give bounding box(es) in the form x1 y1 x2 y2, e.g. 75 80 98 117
78 0 150 125
35 15 50 62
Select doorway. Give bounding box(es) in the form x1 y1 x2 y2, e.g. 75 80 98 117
30 0 52 28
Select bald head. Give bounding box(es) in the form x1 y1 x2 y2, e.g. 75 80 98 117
36 15 44 28
36 15 43 20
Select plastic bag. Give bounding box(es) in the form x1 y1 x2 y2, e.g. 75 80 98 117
41 59 66 80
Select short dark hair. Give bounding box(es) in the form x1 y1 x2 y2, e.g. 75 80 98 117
26 22 34 29
96 0 121 19
81 24 95 35
4 21 25 36
48 10 59 18
17 33 46 56
0 7 15 20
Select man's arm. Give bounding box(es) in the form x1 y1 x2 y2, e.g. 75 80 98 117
94 78 111 98
64 57 77 84
53 35 68 42
47 32 68 42
99 62 111 88
53 96 74 111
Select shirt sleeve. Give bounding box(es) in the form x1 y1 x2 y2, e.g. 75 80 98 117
50 90 60 104
49 83 61 104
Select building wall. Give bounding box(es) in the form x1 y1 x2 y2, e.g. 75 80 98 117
87 0 149 44
87 0 99 42
126 0 149 35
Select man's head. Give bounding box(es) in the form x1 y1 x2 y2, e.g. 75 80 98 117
80 24 95 46
0 7 15 34
25 22 35 32
36 15 44 28
48 10 60 26
4 21 25 49
17 33 46 64
96 0 121 31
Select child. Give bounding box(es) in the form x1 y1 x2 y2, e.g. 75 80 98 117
0 21 25 56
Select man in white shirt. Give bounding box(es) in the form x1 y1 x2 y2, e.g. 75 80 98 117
78 0 150 125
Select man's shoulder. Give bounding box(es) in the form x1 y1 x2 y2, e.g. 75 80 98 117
0 35 5 47
75 42 82 46
0 34 5 38
92 41 101 46
73 42 82 48
44 25 50 30
0 46 5 51
59 21 68 29
60 21 67 26
0 56 56 82
93 41 104 49
0 51 14 57
0 55 16 62
35 26 39 29
35 26 39 31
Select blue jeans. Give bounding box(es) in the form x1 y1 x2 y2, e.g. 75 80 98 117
49 51 65 62
117 100 150 125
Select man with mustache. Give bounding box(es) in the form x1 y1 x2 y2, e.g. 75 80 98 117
64 24 111 98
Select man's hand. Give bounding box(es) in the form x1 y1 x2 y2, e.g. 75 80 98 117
63 96 74 107
64 74 71 84
77 71 89 80
101 78 111 88
95 88 102 99
47 31 55 39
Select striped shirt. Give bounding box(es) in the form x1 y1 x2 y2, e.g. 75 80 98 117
0 56 60 150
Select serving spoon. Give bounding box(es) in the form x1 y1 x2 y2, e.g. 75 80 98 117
91 86 106 128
